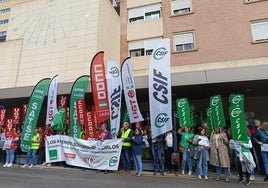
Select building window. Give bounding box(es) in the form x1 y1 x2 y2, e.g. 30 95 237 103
0 19 8 25
0 0 9 3
0 31 6 36
128 38 162 57
171 0 192 15
174 32 195 52
0 8 10 14
251 21 268 41
128 4 161 23
130 49 145 57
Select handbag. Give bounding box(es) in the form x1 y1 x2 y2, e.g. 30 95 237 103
3 139 12 150
171 152 180 164
190 146 200 160
179 145 184 153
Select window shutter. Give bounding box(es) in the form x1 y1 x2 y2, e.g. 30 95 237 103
172 0 192 11
252 21 268 41
145 38 162 50
174 32 194 45
144 3 161 13
128 40 144 50
128 7 143 19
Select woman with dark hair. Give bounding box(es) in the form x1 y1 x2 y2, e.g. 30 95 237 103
132 128 143 176
253 121 268 181
193 127 210 180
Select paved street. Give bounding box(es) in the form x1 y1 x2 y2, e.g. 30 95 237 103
0 166 266 188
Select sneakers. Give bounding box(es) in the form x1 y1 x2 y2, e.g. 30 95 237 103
204 176 208 180
41 162 47 166
244 181 251 186
249 175 255 181
7 163 13 167
238 179 244 184
136 173 142 177
160 171 164 176
3 163 8 167
22 164 28 168
198 175 202 180
29 164 33 168
225 177 230 182
182 170 185 175
216 176 220 181
153 171 157 175
188 171 192 176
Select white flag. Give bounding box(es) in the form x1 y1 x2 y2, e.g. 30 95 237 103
46 75 58 125
121 58 144 123
149 39 172 138
107 61 122 137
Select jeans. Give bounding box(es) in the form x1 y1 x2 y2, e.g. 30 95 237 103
197 149 208 176
261 150 268 175
133 154 142 174
151 144 163 172
26 149 38 165
182 148 192 171
5 148 16 164
122 147 131 171
216 166 229 177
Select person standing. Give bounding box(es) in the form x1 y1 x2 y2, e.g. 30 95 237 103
193 127 210 180
0 128 6 163
132 128 143 176
118 122 133 174
3 127 20 167
237 137 256 185
148 133 164 176
96 122 112 174
210 127 230 182
178 126 195 176
253 121 268 181
164 130 178 176
23 128 40 168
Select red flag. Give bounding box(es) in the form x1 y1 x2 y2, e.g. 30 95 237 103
0 109 6 126
58 95 68 108
66 107 70 125
22 104 28 119
84 110 98 139
76 99 86 125
90 52 110 124
5 119 13 138
12 107 21 125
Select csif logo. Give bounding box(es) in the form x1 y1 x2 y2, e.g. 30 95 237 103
231 107 242 118
109 156 118 167
232 95 242 105
211 96 220 106
153 47 168 60
109 67 119 77
177 99 187 108
155 113 169 128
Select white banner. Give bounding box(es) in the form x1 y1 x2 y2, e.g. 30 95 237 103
45 135 122 170
149 39 172 138
121 58 144 123
46 75 58 125
107 61 122 138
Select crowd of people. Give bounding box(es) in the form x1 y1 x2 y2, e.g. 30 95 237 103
116 119 268 186
0 118 267 186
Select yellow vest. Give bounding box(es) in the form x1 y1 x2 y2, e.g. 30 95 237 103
31 133 40 150
121 129 131 147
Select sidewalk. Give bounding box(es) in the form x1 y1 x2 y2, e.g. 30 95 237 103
21 164 268 184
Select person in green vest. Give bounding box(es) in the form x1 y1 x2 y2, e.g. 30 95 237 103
118 121 133 174
22 128 40 168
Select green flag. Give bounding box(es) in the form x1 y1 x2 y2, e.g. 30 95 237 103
209 95 226 128
69 75 89 138
229 94 248 141
20 78 50 152
51 108 66 131
206 107 213 133
190 105 197 127
176 98 191 127
122 110 129 123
